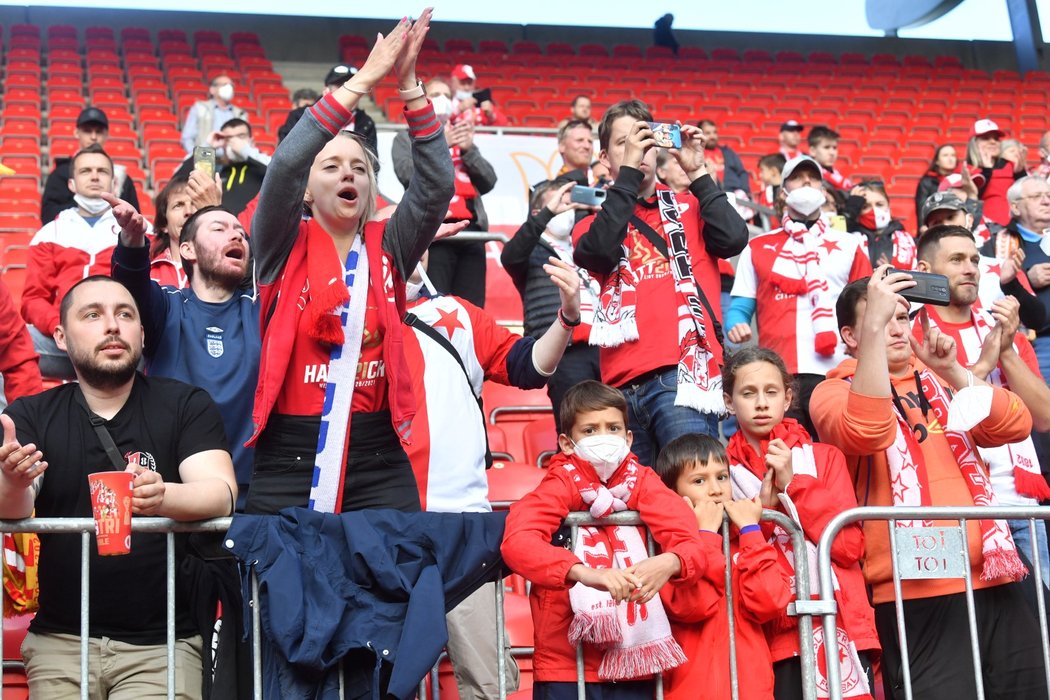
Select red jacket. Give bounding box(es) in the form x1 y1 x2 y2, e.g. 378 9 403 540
22 208 122 335
979 160 1022 226
728 429 880 661
248 219 414 446
149 249 188 289
662 530 789 700
500 452 719 683
0 279 41 402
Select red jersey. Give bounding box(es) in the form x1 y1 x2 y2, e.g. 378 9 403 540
275 285 388 416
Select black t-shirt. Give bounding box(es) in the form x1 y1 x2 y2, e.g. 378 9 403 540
4 374 229 644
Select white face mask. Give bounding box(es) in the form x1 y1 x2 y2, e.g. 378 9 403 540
874 206 893 230
455 89 473 102
74 194 111 216
572 435 630 482
431 94 454 123
405 279 424 301
216 84 234 102
546 210 575 239
784 185 826 218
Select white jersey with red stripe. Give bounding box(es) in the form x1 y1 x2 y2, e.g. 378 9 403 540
731 226 871 375
403 294 520 514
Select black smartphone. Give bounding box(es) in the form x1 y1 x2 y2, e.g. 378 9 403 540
894 269 950 306
570 186 607 207
472 88 492 104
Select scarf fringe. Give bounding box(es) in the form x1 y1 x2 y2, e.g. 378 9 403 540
815 330 838 357
597 637 687 680
768 271 809 296
1014 467 1050 501
568 609 622 648
980 547 1028 582
306 280 350 345
673 379 726 415
589 318 639 348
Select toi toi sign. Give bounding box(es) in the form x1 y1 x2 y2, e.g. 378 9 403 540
894 526 967 580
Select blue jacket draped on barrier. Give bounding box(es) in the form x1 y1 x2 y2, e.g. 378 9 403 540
224 508 508 699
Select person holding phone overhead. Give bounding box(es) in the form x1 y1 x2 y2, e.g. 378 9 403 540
573 99 749 466
244 10 452 516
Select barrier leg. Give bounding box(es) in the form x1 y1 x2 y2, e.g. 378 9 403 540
1030 519 1050 699
81 531 90 700
496 578 507 699
167 531 176 700
887 521 914 700
572 523 585 700
251 568 263 700
958 519 985 700
723 516 739 700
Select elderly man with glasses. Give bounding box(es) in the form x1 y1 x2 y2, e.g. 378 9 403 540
996 176 1050 380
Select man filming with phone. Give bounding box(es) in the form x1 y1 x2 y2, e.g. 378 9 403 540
572 99 748 465
172 118 270 216
811 267 1046 700
450 64 508 126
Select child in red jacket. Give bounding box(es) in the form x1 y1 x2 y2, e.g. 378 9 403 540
501 380 720 698
654 433 791 700
722 346 879 700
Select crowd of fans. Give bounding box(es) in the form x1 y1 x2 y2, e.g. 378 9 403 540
4 10 1050 700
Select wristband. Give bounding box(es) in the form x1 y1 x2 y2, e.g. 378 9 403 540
557 308 581 330
398 79 426 101
739 524 761 535
340 82 371 97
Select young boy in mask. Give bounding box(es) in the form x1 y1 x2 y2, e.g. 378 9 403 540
501 380 720 697
724 155 872 436
501 180 601 430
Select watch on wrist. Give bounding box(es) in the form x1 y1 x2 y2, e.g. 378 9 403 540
398 79 425 101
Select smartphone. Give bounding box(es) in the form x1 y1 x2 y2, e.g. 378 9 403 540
472 88 492 104
894 269 950 306
193 146 216 178
570 186 608 207
648 122 682 149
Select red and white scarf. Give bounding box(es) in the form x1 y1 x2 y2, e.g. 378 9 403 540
770 216 838 356
857 226 917 270
590 188 723 413
446 145 477 222
921 307 1050 501
882 366 1026 581
563 458 687 680
727 421 872 700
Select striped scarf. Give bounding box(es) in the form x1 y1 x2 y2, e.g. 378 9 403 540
771 216 838 356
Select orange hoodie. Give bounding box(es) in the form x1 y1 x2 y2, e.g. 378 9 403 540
810 356 1033 604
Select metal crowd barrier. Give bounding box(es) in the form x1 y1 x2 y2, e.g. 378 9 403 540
1 509 822 700
815 505 1050 700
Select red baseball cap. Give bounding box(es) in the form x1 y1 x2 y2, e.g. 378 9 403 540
451 64 476 82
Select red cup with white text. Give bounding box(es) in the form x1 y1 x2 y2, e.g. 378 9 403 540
87 471 133 556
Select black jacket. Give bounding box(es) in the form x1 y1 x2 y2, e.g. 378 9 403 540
277 105 377 157
173 156 267 216
41 158 140 225
716 144 750 193
500 207 563 338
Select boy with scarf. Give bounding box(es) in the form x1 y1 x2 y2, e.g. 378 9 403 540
654 433 791 700
811 268 1045 700
573 100 749 466
501 380 720 697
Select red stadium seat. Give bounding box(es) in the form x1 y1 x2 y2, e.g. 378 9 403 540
487 461 544 508
522 415 557 468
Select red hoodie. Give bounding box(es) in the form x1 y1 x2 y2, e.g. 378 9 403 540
500 452 720 683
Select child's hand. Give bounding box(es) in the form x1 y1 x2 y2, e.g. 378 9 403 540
625 552 681 604
724 496 763 528
765 439 793 492
759 468 779 509
689 497 725 532
568 564 641 603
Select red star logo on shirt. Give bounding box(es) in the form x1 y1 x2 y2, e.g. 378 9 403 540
819 238 841 255
432 307 464 340
984 262 1002 276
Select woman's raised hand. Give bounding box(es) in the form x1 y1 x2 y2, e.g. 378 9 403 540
353 17 413 90
394 8 434 88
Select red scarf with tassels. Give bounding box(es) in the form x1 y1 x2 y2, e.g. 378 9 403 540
770 217 838 356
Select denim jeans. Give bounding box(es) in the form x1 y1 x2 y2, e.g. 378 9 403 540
28 325 75 380
1010 517 1050 588
620 367 720 467
1031 334 1050 386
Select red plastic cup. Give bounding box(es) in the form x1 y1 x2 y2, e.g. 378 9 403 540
87 471 133 556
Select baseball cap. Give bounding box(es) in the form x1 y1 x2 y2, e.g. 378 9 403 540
780 120 804 132
324 64 358 87
921 191 967 224
76 107 109 129
781 154 822 182
972 118 1005 138
451 64 476 82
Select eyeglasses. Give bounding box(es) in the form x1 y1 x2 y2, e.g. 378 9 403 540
1018 192 1050 202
